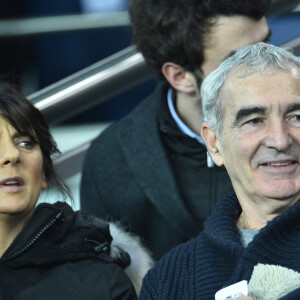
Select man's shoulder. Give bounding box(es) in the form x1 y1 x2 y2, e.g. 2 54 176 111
89 83 167 149
112 82 166 127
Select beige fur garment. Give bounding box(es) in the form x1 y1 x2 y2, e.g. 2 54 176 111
248 264 300 300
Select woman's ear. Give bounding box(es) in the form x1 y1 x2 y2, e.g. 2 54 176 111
201 122 224 166
42 173 47 190
162 62 198 94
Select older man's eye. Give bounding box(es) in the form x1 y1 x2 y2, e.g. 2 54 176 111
18 140 35 149
288 114 300 126
246 118 262 125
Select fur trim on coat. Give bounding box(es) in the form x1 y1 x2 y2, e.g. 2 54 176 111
109 222 155 296
248 264 300 300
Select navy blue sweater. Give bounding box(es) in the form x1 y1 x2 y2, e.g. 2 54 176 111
139 193 300 299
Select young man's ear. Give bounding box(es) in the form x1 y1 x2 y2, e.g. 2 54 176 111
201 122 224 166
162 62 198 94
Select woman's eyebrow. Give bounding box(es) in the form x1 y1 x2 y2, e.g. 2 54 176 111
12 132 30 139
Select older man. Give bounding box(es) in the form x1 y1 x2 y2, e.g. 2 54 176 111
139 43 300 300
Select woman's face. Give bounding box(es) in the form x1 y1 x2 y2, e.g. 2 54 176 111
0 116 47 220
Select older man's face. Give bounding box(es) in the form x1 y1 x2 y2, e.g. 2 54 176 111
213 70 300 203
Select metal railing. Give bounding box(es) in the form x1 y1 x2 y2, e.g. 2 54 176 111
267 0 300 17
0 12 130 37
282 36 300 56
53 141 92 179
0 0 297 38
31 45 152 125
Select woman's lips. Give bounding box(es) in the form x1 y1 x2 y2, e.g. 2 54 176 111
0 176 24 192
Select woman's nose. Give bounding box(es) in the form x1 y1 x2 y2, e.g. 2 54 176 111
0 141 20 167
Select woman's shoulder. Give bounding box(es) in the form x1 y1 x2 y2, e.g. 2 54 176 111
52 258 137 300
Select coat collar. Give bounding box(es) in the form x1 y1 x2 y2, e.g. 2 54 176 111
117 83 199 238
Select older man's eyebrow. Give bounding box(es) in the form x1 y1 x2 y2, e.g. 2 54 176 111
285 102 300 114
233 106 266 125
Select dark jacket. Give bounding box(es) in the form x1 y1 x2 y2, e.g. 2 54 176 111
279 287 300 300
80 84 232 259
0 202 137 300
139 193 300 299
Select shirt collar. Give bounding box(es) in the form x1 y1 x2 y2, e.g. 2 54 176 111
167 87 214 167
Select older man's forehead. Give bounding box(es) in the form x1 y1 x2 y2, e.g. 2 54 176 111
224 68 300 93
221 70 300 119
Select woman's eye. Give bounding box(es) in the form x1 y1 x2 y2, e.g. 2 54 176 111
18 140 35 149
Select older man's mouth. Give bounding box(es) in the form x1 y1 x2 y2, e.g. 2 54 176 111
259 160 298 170
264 161 296 166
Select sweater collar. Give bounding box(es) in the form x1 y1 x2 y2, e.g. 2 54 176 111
204 192 300 266
204 193 300 246
204 192 242 247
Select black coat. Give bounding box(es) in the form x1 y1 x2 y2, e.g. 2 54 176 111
80 84 233 259
0 202 137 300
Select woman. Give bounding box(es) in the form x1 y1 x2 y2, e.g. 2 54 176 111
0 82 144 299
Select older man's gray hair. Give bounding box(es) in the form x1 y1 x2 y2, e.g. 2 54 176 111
201 42 300 138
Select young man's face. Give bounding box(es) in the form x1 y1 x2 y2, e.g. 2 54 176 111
201 16 271 78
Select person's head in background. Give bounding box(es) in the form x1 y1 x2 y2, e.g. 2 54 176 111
0 82 70 227
129 0 271 133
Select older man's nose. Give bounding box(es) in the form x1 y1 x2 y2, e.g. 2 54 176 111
263 120 292 151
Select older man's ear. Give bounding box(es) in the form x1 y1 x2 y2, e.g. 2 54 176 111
201 122 224 166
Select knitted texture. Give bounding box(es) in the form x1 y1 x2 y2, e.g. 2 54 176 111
140 193 300 299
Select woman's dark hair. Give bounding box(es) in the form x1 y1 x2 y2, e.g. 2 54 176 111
129 0 271 80
0 82 71 199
